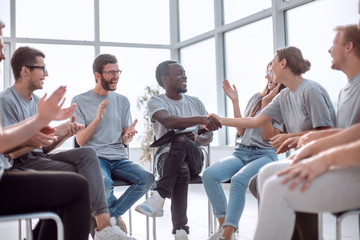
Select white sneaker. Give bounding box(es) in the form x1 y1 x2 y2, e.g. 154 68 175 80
110 216 127 234
135 191 165 217
94 225 136 240
174 229 188 240
209 225 224 240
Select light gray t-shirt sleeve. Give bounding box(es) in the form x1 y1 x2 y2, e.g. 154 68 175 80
260 93 284 126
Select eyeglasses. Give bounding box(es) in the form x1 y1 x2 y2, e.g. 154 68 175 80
26 65 47 73
266 70 273 76
101 70 122 76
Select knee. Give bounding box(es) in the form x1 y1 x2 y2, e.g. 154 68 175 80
258 161 287 187
178 163 190 178
231 174 249 191
170 135 187 149
202 168 217 184
141 171 155 188
77 147 98 162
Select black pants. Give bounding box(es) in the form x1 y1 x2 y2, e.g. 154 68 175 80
155 135 204 234
0 169 90 240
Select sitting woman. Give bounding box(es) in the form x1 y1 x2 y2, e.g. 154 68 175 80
203 61 285 240
254 122 360 240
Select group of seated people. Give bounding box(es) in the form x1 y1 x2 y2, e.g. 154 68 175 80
0 10 359 240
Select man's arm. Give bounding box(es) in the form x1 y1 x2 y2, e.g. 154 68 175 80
75 99 108 147
0 86 74 154
43 117 84 153
274 126 333 154
153 110 221 132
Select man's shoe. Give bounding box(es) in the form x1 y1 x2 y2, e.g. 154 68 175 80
174 229 188 240
209 225 224 240
94 226 136 240
135 191 165 217
110 216 128 234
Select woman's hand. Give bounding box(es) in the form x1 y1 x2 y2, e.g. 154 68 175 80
223 79 238 102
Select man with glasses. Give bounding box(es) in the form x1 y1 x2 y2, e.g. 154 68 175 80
72 53 154 235
0 46 135 240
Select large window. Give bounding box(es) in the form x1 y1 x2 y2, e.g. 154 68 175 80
179 0 214 41
224 0 271 24
16 0 94 41
100 0 170 44
286 0 359 109
0 0 10 37
224 17 274 143
180 38 218 144
1 0 358 147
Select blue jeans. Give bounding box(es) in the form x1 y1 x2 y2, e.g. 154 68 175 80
202 144 277 230
99 157 155 218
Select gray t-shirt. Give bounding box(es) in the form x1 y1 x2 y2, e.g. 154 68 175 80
337 72 360 128
72 90 132 160
261 79 336 133
237 93 283 148
0 86 41 177
148 93 210 155
0 86 40 127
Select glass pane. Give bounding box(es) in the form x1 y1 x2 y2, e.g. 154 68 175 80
16 43 95 148
0 0 10 37
224 0 271 24
100 0 169 44
16 0 94 40
287 0 358 110
179 0 214 41
180 38 219 145
100 46 170 147
224 17 273 144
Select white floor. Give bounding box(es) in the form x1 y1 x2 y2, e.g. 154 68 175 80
0 184 359 240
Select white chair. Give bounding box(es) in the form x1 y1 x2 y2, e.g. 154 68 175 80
0 212 64 240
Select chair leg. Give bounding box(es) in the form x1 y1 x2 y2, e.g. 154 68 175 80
208 200 213 238
152 217 157 240
336 215 342 240
318 213 323 240
129 209 133 236
146 192 150 240
358 214 360 236
25 219 33 240
18 219 22 240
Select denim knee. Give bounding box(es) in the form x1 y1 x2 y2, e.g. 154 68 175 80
141 171 155 189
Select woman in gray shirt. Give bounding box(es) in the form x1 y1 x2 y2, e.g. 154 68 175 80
203 62 285 240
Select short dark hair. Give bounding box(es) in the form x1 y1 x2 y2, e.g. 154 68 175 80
93 54 118 74
11 46 45 80
155 60 177 88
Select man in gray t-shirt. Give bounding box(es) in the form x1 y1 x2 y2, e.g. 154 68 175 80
0 46 133 239
72 54 154 234
135 60 221 239
297 24 360 147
